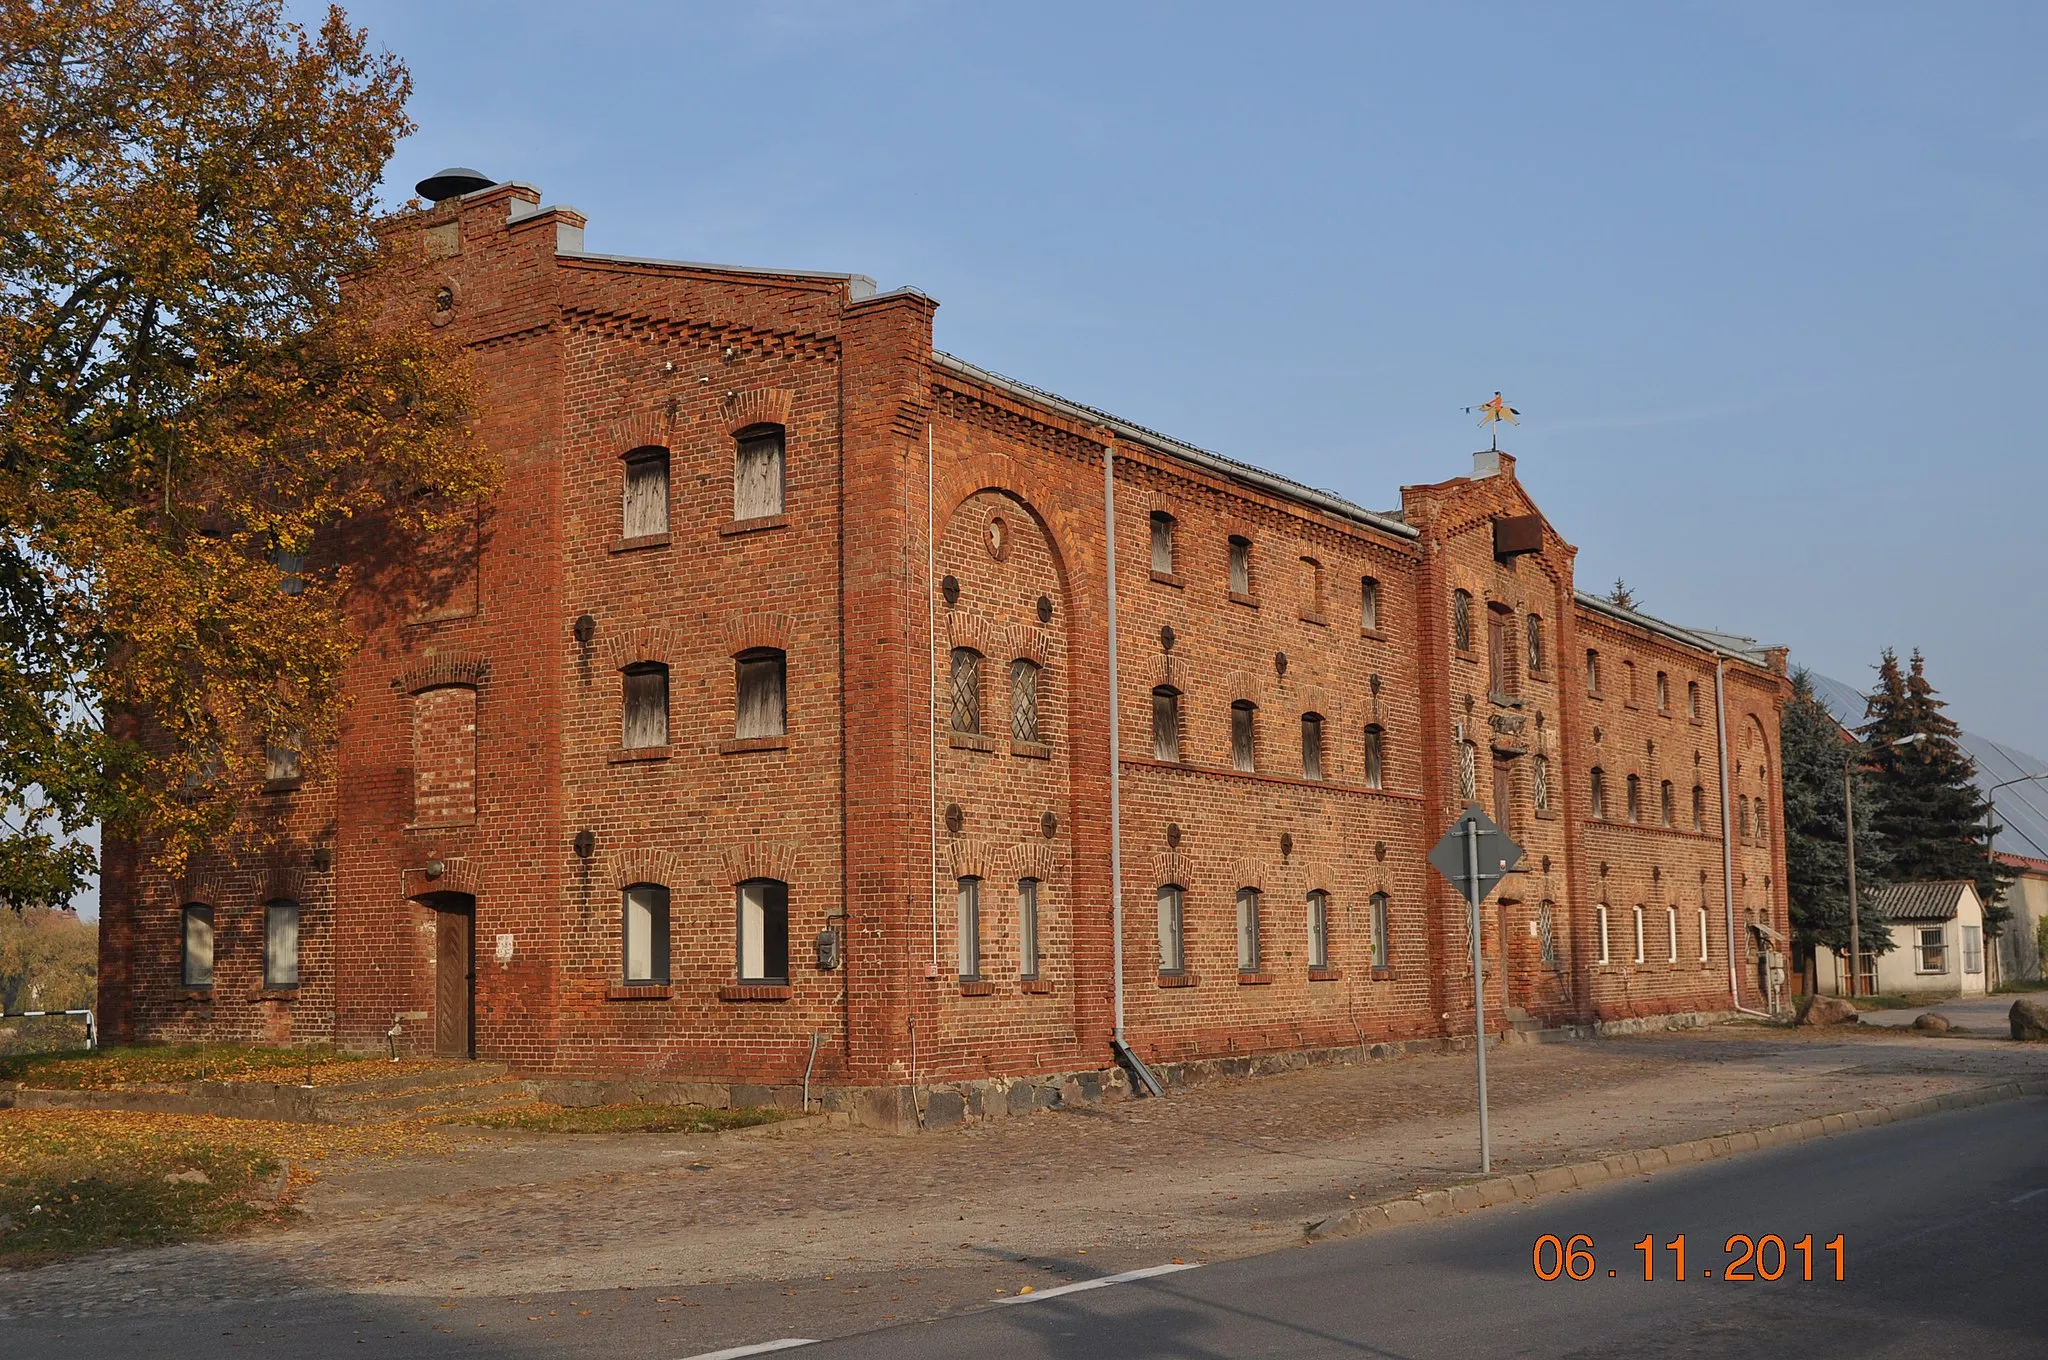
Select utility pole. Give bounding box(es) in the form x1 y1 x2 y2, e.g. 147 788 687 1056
1845 769 1860 998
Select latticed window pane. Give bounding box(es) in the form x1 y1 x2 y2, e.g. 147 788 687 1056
623 448 670 537
734 425 785 519
1452 590 1473 652
1364 727 1385 789
623 665 669 749
1010 659 1040 743
1533 754 1550 812
1231 702 1256 772
1458 739 1477 804
1152 688 1181 762
736 651 787 738
1526 614 1543 674
950 648 981 734
1538 900 1560 972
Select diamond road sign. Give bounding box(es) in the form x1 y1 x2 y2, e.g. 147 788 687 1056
1427 806 1525 904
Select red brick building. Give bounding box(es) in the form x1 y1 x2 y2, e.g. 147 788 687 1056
98 178 1793 1122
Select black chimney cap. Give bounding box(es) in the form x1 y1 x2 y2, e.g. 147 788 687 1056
416 167 494 202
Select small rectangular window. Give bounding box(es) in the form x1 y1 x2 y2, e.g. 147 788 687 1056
949 648 981 734
1370 893 1390 969
1661 781 1675 827
1666 906 1678 964
265 730 304 784
1452 590 1473 653
1591 768 1607 820
1157 885 1184 973
1699 906 1710 962
1150 512 1175 574
1228 536 1252 596
1633 906 1646 964
1019 878 1041 979
624 884 671 983
1596 905 1611 965
1364 726 1385 790
273 547 306 596
1236 888 1261 973
734 425 785 520
1307 891 1329 970
1688 680 1701 720
1586 649 1602 696
736 650 787 739
1533 753 1550 813
1010 659 1040 743
1526 614 1543 675
1656 670 1670 711
957 877 982 980
1152 687 1181 762
737 879 790 983
1361 576 1380 632
182 905 214 988
1231 702 1256 773
1918 927 1946 974
1301 557 1325 616
1963 924 1983 974
1623 660 1638 706
623 664 669 749
623 448 670 538
264 901 300 988
1693 784 1706 832
1301 713 1324 780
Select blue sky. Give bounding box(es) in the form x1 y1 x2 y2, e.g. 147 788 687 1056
335 0 2046 749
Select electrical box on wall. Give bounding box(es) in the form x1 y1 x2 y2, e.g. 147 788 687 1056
814 928 843 972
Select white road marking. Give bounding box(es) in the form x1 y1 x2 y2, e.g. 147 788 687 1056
2009 1188 2045 1204
991 1261 1204 1305
677 1340 817 1360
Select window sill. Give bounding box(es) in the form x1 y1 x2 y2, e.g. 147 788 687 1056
719 513 788 537
610 745 672 764
959 980 996 997
610 532 671 554
249 987 298 1002
1369 967 1395 982
1298 610 1326 627
1020 979 1053 995
177 989 213 1003
608 983 673 1000
1489 691 1523 709
1149 569 1184 589
1157 972 1198 988
1535 808 1559 821
404 608 480 630
1453 649 1479 664
408 819 476 832
949 732 997 753
1237 971 1274 986
719 983 791 1001
719 735 789 754
1308 967 1343 983
262 778 304 795
1228 591 1259 609
1010 739 1051 760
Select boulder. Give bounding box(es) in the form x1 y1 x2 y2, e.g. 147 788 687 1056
2010 995 2048 1041
1796 995 1860 1027
1911 1012 1951 1034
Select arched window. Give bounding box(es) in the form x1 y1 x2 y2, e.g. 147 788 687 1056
1227 535 1253 596
1151 686 1181 762
1010 659 1041 743
1307 890 1330 971
736 649 787 739
622 663 670 749
1526 614 1544 676
1301 712 1324 781
737 878 789 983
1230 700 1257 772
1532 753 1551 814
1452 590 1473 653
1660 780 1675 827
1018 878 1041 980
622 445 670 539
623 883 671 983
1361 576 1381 633
1596 904 1611 964
1626 774 1642 822
1688 680 1702 720
1370 893 1391 969
1363 725 1386 790
1632 905 1646 964
1586 648 1602 697
1754 801 1769 851
1157 885 1185 973
1590 766 1607 820
956 877 982 981
181 904 214 988
1693 783 1707 832
264 899 300 989
733 423 785 520
1236 888 1262 973
949 648 982 734
1149 511 1176 574
1656 670 1670 712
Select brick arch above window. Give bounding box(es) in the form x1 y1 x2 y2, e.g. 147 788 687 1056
599 624 687 673
259 864 311 904
395 650 490 695
721 610 796 658
1152 653 1187 693
1223 669 1265 707
724 386 795 435
944 609 1007 659
717 839 801 887
606 847 692 894
1297 861 1338 896
948 838 997 881
1300 684 1337 722
174 871 231 908
605 408 676 457
1007 840 1061 880
1011 625 1052 667
1232 859 1268 893
1152 848 1192 887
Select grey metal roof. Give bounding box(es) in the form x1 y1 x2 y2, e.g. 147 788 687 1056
1806 670 2048 863
1571 595 1780 670
1870 881 1974 923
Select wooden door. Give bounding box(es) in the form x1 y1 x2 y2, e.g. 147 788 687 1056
1492 753 1513 835
1487 609 1507 695
434 905 474 1058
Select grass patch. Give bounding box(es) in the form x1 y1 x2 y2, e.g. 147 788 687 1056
0 1043 444 1091
1995 980 2048 994
1849 995 1915 1011
456 1102 790 1134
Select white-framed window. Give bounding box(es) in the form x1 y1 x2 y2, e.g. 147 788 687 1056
1236 887 1261 973
1231 701 1257 772
1596 905 1611 965
733 424 785 520
263 900 300 988
1010 659 1041 743
737 878 790 983
957 877 982 981
949 648 981 734
622 663 670 749
1152 686 1182 762
1018 878 1041 980
623 883 671 983
1157 884 1185 973
1963 924 1983 975
1633 905 1647 964
1361 575 1380 632
1698 906 1710 962
1228 536 1252 595
1301 712 1324 781
736 649 787 739
1364 725 1386 790
182 904 214 988
622 445 670 538
1666 905 1678 964
1916 927 1947 974
1307 890 1330 971
1150 511 1176 574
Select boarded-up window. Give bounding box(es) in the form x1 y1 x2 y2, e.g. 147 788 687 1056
1688 681 1701 720
624 883 671 983
1152 686 1181 762
1452 590 1473 653
1301 712 1324 780
1010 659 1040 743
949 648 981 734
738 878 790 982
622 665 669 750
265 728 304 784
1228 536 1251 595
734 424 785 520
182 904 214 987
1150 512 1175 573
1590 766 1607 820
1693 784 1706 831
1157 885 1184 972
1656 670 1670 711
1586 649 1602 696
413 684 478 824
1361 576 1380 632
736 650 787 739
1230 701 1256 772
1738 795 1752 841
1364 725 1385 789
622 447 670 538
264 900 299 988
1488 604 1509 695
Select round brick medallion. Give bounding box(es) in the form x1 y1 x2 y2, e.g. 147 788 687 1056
944 803 964 835
1041 811 1058 839
985 513 1010 561
1166 822 1182 848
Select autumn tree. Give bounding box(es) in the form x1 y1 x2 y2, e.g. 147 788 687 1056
0 0 492 910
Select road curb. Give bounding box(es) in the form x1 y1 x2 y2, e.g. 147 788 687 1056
1302 1077 2048 1243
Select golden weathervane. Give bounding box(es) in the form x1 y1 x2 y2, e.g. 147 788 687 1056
1464 392 1520 451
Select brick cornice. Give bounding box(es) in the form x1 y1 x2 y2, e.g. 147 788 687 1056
396 650 490 695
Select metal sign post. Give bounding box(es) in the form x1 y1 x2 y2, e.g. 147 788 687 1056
1428 807 1524 1175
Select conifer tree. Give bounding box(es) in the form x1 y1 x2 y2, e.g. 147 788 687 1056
1860 650 2009 926
1781 671 1891 959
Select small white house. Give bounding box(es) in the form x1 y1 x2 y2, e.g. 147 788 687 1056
1815 881 1987 999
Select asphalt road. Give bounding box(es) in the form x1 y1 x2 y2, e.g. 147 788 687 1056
9 1097 2043 1359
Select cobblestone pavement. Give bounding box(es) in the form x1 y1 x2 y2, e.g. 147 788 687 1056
7 1022 2047 1343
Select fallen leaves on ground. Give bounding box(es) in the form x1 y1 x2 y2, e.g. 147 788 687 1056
452 1102 789 1135
0 1043 456 1091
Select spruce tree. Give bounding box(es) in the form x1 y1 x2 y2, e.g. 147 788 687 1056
1781 671 1891 959
1859 650 2009 926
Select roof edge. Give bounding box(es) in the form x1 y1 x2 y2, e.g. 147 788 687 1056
1574 591 1778 669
